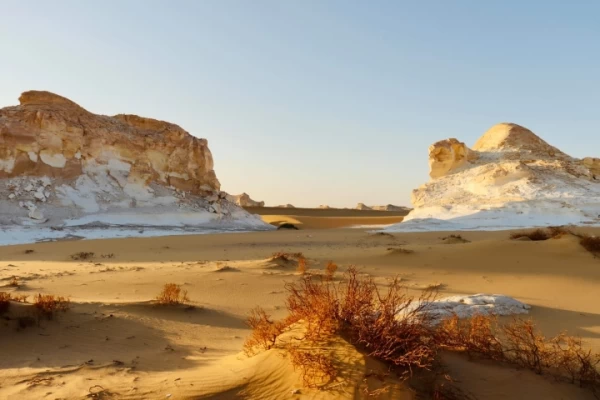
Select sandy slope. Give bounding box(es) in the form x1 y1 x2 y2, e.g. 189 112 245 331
1 225 599 399
246 206 407 229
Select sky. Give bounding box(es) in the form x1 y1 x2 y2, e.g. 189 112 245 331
1 1 599 208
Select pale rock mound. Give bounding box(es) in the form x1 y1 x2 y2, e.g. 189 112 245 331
276 204 295 208
0 91 272 244
371 204 412 212
355 203 372 210
385 123 600 231
226 192 265 207
404 294 531 324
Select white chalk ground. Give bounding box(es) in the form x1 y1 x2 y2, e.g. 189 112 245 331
383 201 600 232
402 294 531 324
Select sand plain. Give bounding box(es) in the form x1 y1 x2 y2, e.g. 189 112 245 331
0 210 599 399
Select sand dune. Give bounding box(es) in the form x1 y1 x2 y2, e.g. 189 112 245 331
0 225 599 399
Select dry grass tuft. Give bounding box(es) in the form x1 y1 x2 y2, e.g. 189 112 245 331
24 249 34 254
297 256 307 275
243 307 288 355
324 261 338 280
71 252 95 261
288 345 337 388
100 253 115 259
155 283 190 305
8 277 20 287
0 292 29 314
33 294 70 319
580 235 600 255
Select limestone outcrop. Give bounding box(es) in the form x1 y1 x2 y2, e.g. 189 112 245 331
0 91 270 244
385 123 600 231
226 193 265 207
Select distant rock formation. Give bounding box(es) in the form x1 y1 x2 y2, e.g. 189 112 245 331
226 192 265 207
385 123 600 231
276 204 296 208
0 91 271 243
371 204 412 212
355 203 372 210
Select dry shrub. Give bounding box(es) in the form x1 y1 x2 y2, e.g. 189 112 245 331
34 294 70 319
580 235 600 255
71 252 95 261
243 307 287 355
0 292 28 314
155 283 189 305
438 315 600 392
101 253 115 259
510 226 571 241
297 256 307 275
284 268 438 375
270 252 304 262
9 277 19 287
325 261 338 280
288 345 337 388
24 249 34 254
387 247 415 255
0 292 12 314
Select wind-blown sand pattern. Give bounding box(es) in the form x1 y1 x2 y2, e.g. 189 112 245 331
1 226 599 399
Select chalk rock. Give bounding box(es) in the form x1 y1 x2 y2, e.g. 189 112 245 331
384 123 600 231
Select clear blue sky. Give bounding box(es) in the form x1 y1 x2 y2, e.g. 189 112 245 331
1 1 599 208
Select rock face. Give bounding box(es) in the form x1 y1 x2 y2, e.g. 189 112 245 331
0 91 219 192
429 138 478 179
226 193 265 207
0 91 271 244
385 123 600 231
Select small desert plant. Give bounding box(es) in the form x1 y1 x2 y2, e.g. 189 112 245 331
0 292 12 314
387 247 415 255
437 314 600 391
33 293 70 319
0 292 28 314
101 253 115 259
70 252 95 261
8 277 19 287
155 283 190 305
24 249 34 254
297 256 307 275
324 261 338 280
580 235 600 255
510 226 571 241
288 345 337 388
270 252 305 262
243 307 288 355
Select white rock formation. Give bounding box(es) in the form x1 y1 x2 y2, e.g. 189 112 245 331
385 123 600 231
0 91 273 245
402 294 531 324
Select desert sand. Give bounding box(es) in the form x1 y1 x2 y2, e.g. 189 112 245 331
1 211 599 399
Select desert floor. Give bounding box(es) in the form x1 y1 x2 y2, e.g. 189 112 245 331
0 212 599 399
